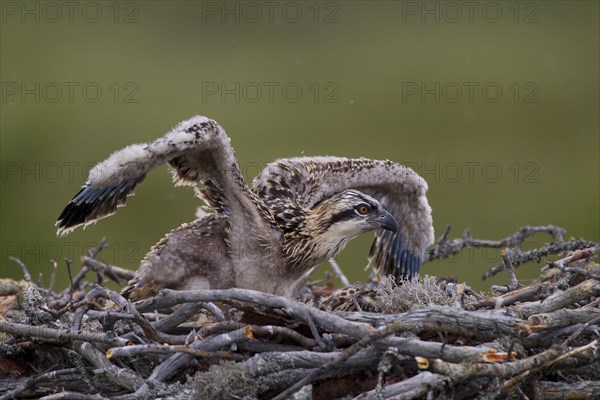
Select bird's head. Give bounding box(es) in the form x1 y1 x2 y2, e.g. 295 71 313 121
281 189 398 272
309 189 398 241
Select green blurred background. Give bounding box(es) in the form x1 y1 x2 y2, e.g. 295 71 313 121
1 1 598 293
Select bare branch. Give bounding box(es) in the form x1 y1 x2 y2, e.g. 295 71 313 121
135 288 372 339
483 240 597 280
329 258 351 287
427 225 566 262
9 256 32 282
0 320 127 346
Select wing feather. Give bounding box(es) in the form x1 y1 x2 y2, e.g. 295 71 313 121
252 156 434 278
56 116 262 235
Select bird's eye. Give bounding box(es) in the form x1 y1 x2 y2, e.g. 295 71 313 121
357 204 370 215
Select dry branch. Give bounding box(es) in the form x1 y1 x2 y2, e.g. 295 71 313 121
354 371 450 400
513 278 600 317
0 321 127 346
426 225 565 262
483 239 597 280
135 287 373 339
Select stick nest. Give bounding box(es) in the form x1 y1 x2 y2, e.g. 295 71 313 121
1 226 599 400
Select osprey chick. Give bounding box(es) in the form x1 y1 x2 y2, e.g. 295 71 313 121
56 116 434 299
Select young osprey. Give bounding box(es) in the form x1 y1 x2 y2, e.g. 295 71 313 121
56 116 434 299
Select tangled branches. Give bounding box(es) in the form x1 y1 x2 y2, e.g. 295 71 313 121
0 227 599 399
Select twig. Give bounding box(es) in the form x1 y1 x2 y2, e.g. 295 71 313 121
200 302 226 321
338 305 523 342
39 392 109 400
0 320 128 346
425 225 452 261
542 244 600 271
428 346 561 381
48 260 58 294
69 286 161 342
502 248 522 289
152 302 204 332
513 278 600 317
85 238 109 259
73 341 143 391
561 315 600 346
192 320 317 348
329 258 351 287
501 340 598 391
9 256 32 282
353 371 450 400
378 336 508 364
0 368 83 400
540 380 600 399
483 239 597 280
135 288 373 339
127 327 253 398
107 343 246 360
81 256 135 285
272 320 421 400
427 225 566 262
65 258 75 297
306 313 326 350
526 308 600 331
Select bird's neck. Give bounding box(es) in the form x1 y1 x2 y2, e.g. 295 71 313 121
281 214 351 272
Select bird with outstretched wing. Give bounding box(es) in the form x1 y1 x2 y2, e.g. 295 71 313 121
56 116 434 299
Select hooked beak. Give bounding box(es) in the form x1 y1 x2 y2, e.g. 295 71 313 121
374 209 398 232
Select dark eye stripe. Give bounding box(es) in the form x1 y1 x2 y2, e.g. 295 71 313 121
327 209 358 225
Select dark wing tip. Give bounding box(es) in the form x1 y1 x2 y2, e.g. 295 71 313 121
368 230 422 279
56 175 146 236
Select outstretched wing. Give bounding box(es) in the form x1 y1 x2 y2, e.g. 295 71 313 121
56 116 264 236
252 157 434 278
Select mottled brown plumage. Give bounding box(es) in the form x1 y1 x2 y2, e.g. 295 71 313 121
56 116 434 299
319 284 380 312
